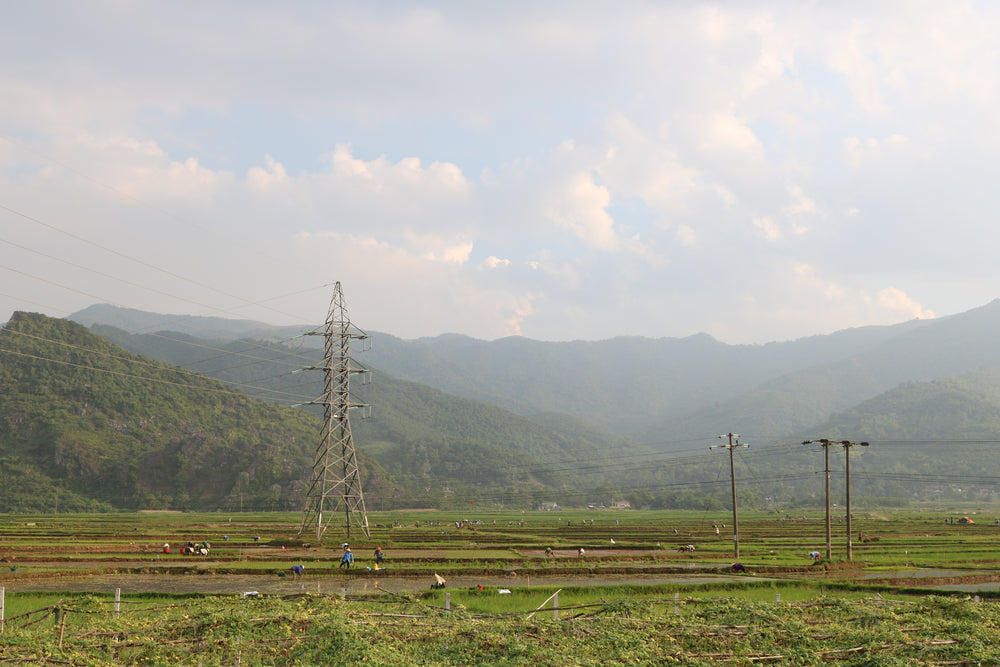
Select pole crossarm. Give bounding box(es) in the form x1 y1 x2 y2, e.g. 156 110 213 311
710 432 749 560
297 282 372 542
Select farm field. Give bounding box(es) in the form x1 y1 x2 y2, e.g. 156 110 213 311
4 506 1000 664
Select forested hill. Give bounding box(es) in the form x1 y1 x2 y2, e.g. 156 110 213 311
87 318 635 507
364 299 1000 442
0 312 350 512
31 300 1000 510
67 300 1000 445
0 312 630 512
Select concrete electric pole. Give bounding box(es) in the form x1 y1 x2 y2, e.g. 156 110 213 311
802 439 868 561
710 433 749 559
842 440 869 560
802 439 834 560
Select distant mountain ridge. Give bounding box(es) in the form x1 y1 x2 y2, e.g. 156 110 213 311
69 300 1000 444
8 302 1000 511
70 304 313 343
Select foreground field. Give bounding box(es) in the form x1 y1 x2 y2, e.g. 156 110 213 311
3 587 999 665
4 507 1000 664
4 507 1000 585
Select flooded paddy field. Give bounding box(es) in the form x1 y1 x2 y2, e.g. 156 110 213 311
0 570 761 595
5 507 1000 597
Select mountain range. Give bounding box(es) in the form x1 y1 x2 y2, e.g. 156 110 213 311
4 300 1000 512
69 300 1000 444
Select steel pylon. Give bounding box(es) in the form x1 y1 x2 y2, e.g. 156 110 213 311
297 282 371 541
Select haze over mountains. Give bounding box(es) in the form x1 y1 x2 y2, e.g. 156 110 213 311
4 301 1000 513
70 299 1000 446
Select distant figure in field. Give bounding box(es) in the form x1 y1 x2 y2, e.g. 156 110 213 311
340 547 354 569
578 547 586 557
290 565 305 576
374 546 385 564
808 551 821 560
432 573 446 589
162 543 170 554
731 563 746 572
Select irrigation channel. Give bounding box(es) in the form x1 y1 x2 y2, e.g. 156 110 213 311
5 554 1000 597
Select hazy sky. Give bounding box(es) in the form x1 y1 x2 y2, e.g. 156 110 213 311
2 2 998 344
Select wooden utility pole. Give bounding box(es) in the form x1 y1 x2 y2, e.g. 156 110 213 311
711 433 749 559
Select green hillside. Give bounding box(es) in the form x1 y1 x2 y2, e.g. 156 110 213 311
83 311 1000 510
0 312 637 512
91 321 637 508
72 300 1000 446
0 312 352 512
28 302 1000 512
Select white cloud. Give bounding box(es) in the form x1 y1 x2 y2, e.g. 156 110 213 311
503 294 538 336
696 112 765 157
247 156 289 192
783 185 816 216
598 114 706 213
877 287 935 320
675 225 698 247
423 241 474 264
791 262 843 299
5 3 1000 345
544 171 619 250
844 134 911 167
753 216 782 241
326 144 469 196
118 156 233 203
483 256 510 269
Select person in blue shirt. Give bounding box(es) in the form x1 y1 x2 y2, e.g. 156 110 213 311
340 547 354 569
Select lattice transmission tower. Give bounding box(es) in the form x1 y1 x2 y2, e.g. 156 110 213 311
297 282 372 541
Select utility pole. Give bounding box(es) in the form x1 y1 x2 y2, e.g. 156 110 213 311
297 282 372 541
803 439 868 561
802 439 834 559
842 440 869 560
710 433 749 559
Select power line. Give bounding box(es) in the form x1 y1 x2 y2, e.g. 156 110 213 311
0 347 252 398
0 332 314 403
0 262 323 367
710 433 749 559
297 283 372 541
0 132 314 320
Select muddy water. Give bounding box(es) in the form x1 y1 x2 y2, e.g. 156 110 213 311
7 567 1000 595
854 568 991 580
2 571 756 595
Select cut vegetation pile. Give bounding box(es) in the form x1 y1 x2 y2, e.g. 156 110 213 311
1 590 997 665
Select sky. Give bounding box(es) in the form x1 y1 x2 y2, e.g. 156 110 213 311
2 1 999 345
